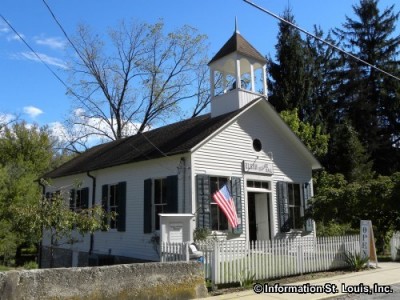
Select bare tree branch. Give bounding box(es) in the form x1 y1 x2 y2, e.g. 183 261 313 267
64 20 209 150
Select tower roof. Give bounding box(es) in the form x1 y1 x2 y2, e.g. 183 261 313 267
208 31 267 65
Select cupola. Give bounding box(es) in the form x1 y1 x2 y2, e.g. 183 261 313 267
209 22 268 117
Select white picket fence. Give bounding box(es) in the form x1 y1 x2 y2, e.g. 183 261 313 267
161 235 360 285
390 232 400 261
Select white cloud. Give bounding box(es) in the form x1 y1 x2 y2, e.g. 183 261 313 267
0 113 15 123
23 106 43 118
6 33 24 42
34 36 66 50
0 23 10 34
14 51 68 69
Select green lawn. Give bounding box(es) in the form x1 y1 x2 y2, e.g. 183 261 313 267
0 265 13 272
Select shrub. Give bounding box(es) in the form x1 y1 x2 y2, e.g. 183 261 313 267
193 228 211 241
23 261 38 270
239 269 255 288
344 251 369 271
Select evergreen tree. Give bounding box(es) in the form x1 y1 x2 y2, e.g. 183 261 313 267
333 0 400 174
323 121 373 182
268 8 311 118
304 27 342 130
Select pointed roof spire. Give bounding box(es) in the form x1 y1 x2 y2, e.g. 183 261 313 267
208 28 266 65
235 16 239 34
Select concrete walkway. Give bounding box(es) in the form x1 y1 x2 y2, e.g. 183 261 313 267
197 262 400 300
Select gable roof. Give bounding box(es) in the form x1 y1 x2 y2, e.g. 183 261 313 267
45 97 321 179
208 31 267 65
43 105 251 179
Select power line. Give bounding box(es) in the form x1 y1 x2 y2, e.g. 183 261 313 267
41 0 174 162
41 0 86 63
0 14 71 89
1 11 173 169
243 0 400 82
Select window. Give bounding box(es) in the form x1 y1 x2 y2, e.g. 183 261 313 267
277 182 304 232
288 183 302 230
210 177 229 231
253 139 262 152
247 180 270 189
143 176 178 234
108 184 120 229
69 188 89 212
154 178 167 231
45 190 60 202
196 175 242 235
102 182 126 232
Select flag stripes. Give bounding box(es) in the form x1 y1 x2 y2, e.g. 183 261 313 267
212 184 238 228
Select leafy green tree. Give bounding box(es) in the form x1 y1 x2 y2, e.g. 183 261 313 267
12 189 111 267
310 171 400 253
280 108 329 158
0 122 75 265
0 122 55 264
333 0 400 174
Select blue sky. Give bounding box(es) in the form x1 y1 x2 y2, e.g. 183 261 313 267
1 0 398 132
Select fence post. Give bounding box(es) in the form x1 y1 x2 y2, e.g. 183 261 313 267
296 242 304 275
185 242 189 262
212 241 219 286
160 242 164 262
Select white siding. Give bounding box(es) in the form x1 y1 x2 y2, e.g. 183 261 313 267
44 100 316 262
45 154 191 261
192 105 314 241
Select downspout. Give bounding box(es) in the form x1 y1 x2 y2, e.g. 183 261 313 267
181 157 186 213
87 172 96 255
37 178 46 269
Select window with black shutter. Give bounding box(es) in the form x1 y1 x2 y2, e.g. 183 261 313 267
196 175 243 234
277 181 302 232
102 182 126 231
143 176 178 233
69 187 89 212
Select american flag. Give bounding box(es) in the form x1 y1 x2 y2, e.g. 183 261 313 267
212 184 238 228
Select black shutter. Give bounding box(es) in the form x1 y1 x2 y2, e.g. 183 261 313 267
166 175 178 213
117 182 126 232
101 185 109 231
81 187 89 209
231 177 243 235
143 179 152 234
277 181 290 233
196 175 211 229
303 182 313 232
69 189 76 211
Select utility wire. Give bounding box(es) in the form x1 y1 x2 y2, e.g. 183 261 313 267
0 14 71 89
42 0 174 163
41 0 86 63
243 0 400 82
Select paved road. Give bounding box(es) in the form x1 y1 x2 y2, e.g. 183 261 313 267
330 284 400 300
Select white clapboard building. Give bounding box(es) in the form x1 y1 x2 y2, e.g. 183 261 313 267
41 27 321 267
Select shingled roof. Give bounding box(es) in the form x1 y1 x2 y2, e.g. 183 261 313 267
208 31 267 65
44 105 254 179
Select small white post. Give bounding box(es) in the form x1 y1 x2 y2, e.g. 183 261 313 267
212 241 219 286
185 242 189 262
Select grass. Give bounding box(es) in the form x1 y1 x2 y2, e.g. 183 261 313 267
0 265 13 272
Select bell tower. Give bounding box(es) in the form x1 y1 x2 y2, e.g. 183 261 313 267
208 22 268 117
